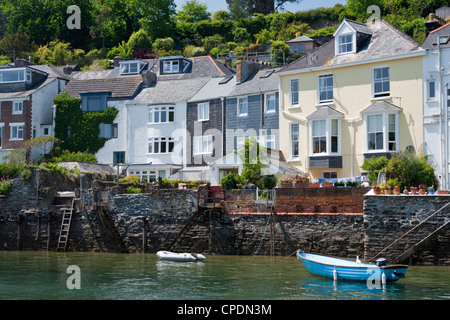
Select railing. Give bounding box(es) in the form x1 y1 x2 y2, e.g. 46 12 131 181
216 51 272 62
256 188 275 205
197 188 226 210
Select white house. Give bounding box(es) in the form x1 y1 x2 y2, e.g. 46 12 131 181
422 22 450 190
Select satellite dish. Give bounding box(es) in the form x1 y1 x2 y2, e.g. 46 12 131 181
377 171 386 186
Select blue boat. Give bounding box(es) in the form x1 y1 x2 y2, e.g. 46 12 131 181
297 251 408 283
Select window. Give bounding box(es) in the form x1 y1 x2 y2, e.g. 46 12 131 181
312 119 327 154
238 98 248 116
120 62 141 75
198 102 209 121
10 124 24 140
99 123 118 139
290 79 299 107
428 80 436 100
373 67 390 98
0 69 25 83
148 106 175 123
338 34 353 54
13 101 23 114
163 60 179 73
26 69 31 83
266 94 276 113
366 113 398 152
264 134 275 149
148 137 175 154
81 93 108 112
323 171 337 179
311 119 339 155
318 75 333 103
290 123 299 160
193 135 213 155
113 151 125 164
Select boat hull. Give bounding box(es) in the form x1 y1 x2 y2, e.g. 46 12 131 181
297 251 407 282
156 251 206 262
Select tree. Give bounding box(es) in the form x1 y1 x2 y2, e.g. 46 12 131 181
270 40 290 65
138 0 177 41
0 30 32 59
177 0 211 23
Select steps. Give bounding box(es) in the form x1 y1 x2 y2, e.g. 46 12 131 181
162 210 204 251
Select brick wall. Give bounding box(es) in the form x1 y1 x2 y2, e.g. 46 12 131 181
0 97 32 150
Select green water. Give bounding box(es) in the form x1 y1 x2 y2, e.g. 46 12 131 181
0 251 449 300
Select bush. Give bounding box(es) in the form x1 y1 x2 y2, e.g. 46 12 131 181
220 173 246 190
125 186 142 194
0 177 11 195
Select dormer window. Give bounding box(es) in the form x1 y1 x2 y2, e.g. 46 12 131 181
119 61 146 75
338 34 353 54
0 68 32 83
163 60 179 73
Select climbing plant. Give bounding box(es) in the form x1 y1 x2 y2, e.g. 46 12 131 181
53 92 119 154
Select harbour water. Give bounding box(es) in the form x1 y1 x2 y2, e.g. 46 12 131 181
0 251 449 300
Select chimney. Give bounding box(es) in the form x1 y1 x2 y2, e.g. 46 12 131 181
63 66 73 74
236 59 260 83
224 56 232 70
114 56 124 67
14 57 33 67
425 13 445 35
142 70 157 86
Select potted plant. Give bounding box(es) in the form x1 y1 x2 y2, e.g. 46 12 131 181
334 180 346 188
279 178 292 188
393 186 400 195
372 186 381 195
428 186 435 195
403 186 409 195
384 185 391 195
293 176 309 188
308 182 320 188
321 181 333 188
419 184 426 195
410 186 417 195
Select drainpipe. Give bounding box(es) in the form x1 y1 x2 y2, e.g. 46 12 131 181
344 117 360 178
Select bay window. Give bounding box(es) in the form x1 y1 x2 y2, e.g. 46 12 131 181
310 118 340 155
365 113 399 153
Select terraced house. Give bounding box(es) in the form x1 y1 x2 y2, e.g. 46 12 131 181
277 19 426 182
0 59 69 162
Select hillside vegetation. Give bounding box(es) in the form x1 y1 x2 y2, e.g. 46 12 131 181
0 0 448 69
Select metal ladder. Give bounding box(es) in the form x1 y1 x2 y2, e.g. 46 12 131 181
56 198 77 252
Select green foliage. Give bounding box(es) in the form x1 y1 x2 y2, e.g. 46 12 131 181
152 37 175 52
177 0 211 23
361 152 438 189
127 29 152 52
53 92 118 154
125 186 142 194
270 41 290 65
220 173 246 190
0 177 11 195
361 156 390 185
52 150 97 163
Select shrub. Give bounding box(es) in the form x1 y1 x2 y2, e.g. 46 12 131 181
125 186 142 194
220 173 246 190
0 177 12 195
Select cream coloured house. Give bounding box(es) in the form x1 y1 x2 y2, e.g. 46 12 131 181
277 19 426 181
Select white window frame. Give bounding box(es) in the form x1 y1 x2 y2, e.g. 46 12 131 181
322 171 337 179
197 102 209 121
290 122 300 160
373 66 390 98
289 78 299 108
148 106 175 124
193 135 213 155
12 101 23 115
0 68 26 83
238 97 248 117
318 74 333 104
337 33 354 54
265 93 276 113
364 113 399 153
309 118 341 156
10 123 24 140
163 60 179 73
119 61 145 75
427 79 437 101
148 137 175 154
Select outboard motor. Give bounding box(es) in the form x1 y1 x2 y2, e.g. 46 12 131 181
375 258 389 267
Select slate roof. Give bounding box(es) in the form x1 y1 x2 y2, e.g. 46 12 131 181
63 76 143 99
228 68 280 97
281 20 424 73
286 35 315 43
188 76 237 102
422 22 450 49
148 56 234 80
360 100 402 114
307 106 344 119
130 77 210 104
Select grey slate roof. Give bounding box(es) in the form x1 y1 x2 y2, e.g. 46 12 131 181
130 77 210 104
307 106 344 119
229 68 280 97
360 100 402 114
188 76 237 102
422 22 450 49
281 20 424 73
286 35 315 43
63 76 143 99
345 19 373 35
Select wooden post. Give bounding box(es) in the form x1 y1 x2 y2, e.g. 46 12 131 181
142 217 148 253
47 212 52 251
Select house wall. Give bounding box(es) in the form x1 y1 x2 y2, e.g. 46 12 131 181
423 46 450 189
225 92 279 155
279 56 424 180
0 96 32 154
186 98 224 167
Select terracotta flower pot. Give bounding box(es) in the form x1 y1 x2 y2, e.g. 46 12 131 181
294 183 309 188
280 183 292 188
419 189 425 195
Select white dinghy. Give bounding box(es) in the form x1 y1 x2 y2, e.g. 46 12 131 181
156 251 206 262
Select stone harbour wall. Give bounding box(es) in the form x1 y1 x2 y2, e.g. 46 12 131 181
0 168 449 265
